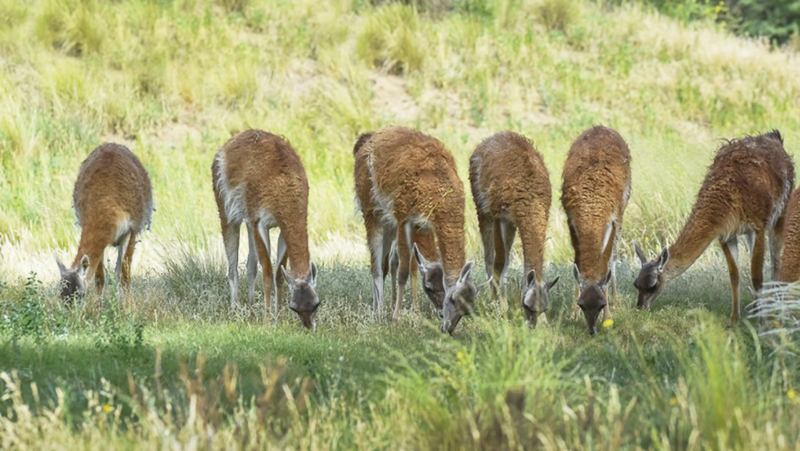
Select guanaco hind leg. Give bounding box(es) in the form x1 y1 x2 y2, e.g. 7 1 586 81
720 237 740 326
245 223 258 308
222 221 241 311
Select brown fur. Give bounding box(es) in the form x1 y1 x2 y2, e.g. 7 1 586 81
213 130 319 329
561 126 631 334
362 126 477 333
779 189 800 282
353 132 445 316
470 131 557 327
58 143 153 305
635 130 794 325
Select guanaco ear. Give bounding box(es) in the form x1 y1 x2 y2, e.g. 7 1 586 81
307 262 318 287
599 269 613 289
412 243 428 276
78 255 90 278
572 263 583 287
546 276 560 291
281 266 295 290
657 248 669 273
55 253 67 276
458 261 474 285
634 241 647 265
525 270 536 289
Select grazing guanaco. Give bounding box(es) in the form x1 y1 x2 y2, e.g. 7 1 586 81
212 130 320 330
779 189 800 283
469 131 559 328
353 133 446 317
635 130 794 326
562 126 631 335
360 126 481 334
55 143 153 306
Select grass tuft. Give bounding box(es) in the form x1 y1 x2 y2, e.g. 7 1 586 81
356 3 426 75
34 0 104 56
535 0 578 32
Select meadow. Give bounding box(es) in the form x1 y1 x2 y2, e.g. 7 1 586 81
1 0 800 449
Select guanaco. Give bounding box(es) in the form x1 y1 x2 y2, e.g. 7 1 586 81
470 131 559 328
360 126 481 334
634 130 794 326
212 130 320 330
353 132 446 317
562 126 631 335
56 143 153 306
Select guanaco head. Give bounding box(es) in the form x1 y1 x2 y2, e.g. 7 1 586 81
573 264 612 335
55 254 89 304
412 243 446 316
281 263 320 331
522 270 559 329
441 262 477 335
633 242 669 310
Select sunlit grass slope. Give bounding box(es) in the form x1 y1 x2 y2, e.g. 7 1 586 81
1 0 799 277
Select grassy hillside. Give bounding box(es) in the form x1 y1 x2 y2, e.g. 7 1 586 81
2 0 800 449
1 0 799 277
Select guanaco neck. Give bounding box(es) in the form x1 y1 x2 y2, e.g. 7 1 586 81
517 223 545 283
663 206 729 282
72 222 109 276
434 209 466 286
281 219 311 278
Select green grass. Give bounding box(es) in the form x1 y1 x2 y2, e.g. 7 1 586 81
1 262 799 449
2 0 800 448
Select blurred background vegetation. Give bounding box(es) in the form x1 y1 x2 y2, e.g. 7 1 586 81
1 0 798 279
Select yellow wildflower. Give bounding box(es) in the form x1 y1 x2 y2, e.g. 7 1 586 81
669 397 677 406
103 404 112 413
602 318 614 328
788 390 795 400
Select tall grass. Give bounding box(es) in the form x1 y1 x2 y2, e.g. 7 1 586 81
2 263 799 449
1 0 798 280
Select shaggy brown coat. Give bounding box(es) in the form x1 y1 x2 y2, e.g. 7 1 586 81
470 131 556 327
363 126 475 334
59 143 153 303
634 130 794 325
353 132 443 315
779 189 800 282
213 130 318 329
562 126 631 333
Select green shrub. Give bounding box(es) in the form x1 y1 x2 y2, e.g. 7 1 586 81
727 0 800 45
